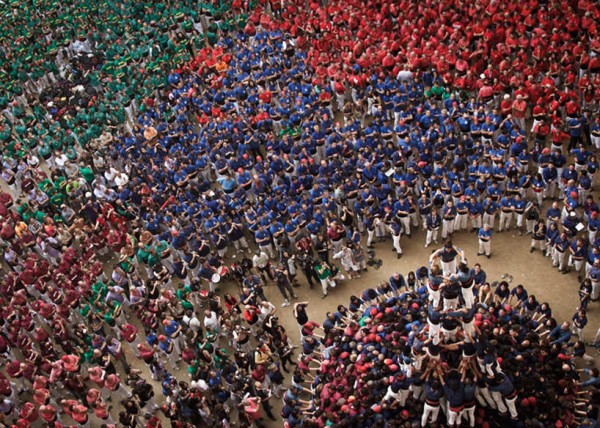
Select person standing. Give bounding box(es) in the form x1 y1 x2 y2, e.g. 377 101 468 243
457 262 476 309
440 372 465 428
454 195 469 232
418 193 432 229
253 250 274 284
552 232 570 273
468 196 483 232
274 264 297 307
524 201 541 234
293 302 309 334
253 381 277 421
315 260 336 299
388 218 403 258
296 252 320 290
227 218 249 253
326 221 346 254
430 241 465 277
394 195 412 238
530 219 547 253
587 258 600 301
441 200 457 239
488 374 519 419
498 195 514 232
477 224 492 258
254 224 275 258
315 234 331 265
421 378 442 427
569 238 588 281
389 272 407 296
425 208 441 248
572 308 588 341
482 196 500 230
513 194 526 235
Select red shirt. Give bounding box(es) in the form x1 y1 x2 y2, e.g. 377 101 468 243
512 100 527 118
120 323 138 342
71 404 88 423
39 405 57 422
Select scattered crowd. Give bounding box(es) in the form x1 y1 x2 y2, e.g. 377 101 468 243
0 0 599 426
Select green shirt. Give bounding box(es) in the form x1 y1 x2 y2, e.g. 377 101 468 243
80 166 95 183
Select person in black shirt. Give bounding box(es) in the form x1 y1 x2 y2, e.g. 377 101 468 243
253 380 277 421
296 253 320 289
315 234 331 264
293 302 309 330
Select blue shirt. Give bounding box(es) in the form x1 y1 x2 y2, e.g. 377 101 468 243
478 228 492 241
164 321 180 337
549 325 572 345
426 213 441 229
442 205 457 219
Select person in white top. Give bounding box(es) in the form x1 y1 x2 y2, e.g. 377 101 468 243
114 171 129 187
258 300 276 323
203 310 220 335
333 244 360 279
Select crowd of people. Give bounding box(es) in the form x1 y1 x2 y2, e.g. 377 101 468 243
285 254 600 428
0 0 599 426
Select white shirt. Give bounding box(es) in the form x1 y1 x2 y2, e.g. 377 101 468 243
253 252 269 269
204 312 219 329
114 172 129 187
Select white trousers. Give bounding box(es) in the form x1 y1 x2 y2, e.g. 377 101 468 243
421 402 440 427
428 287 441 308
470 215 482 229
461 286 475 309
392 234 402 254
398 217 411 236
478 239 491 256
441 260 457 276
460 405 476 427
442 219 455 238
482 213 496 229
454 214 468 231
552 249 567 270
425 228 439 246
499 212 512 231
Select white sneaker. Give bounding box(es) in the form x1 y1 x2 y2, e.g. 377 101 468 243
282 301 290 307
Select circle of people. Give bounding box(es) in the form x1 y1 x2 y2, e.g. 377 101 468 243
0 0 599 426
